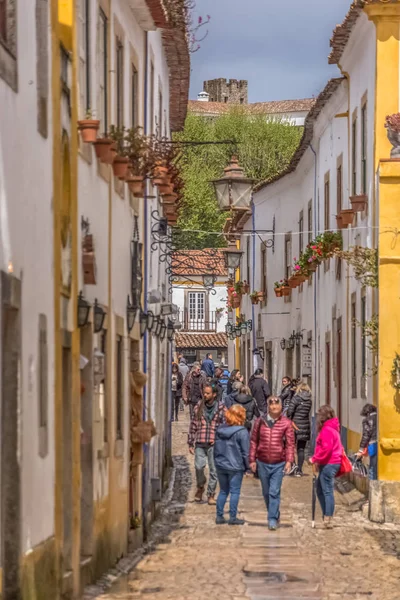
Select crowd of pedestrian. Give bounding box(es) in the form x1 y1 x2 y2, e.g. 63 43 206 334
171 354 376 529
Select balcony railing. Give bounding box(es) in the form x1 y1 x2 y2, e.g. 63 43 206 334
179 308 218 332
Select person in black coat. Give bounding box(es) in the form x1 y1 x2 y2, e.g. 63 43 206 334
280 376 294 415
356 403 377 480
248 369 271 415
287 382 312 476
227 369 243 396
224 381 242 409
229 385 259 431
171 363 184 421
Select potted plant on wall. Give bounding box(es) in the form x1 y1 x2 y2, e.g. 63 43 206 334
125 127 148 197
231 292 241 309
340 207 355 227
274 282 283 297
78 109 100 143
385 113 400 158
250 291 260 305
234 281 244 296
242 280 250 294
109 125 129 179
93 132 114 163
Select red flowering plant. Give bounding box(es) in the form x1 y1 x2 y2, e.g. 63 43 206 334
385 113 400 132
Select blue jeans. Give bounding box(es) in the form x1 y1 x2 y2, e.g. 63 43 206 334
316 463 340 517
257 460 285 524
194 446 218 496
369 453 377 481
216 469 244 519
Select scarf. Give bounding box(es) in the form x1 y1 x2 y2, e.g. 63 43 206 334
204 400 218 422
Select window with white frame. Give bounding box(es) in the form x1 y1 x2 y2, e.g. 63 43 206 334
97 9 108 133
188 292 206 328
79 0 90 117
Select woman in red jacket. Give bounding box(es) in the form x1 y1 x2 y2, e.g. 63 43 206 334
249 396 295 530
310 405 342 529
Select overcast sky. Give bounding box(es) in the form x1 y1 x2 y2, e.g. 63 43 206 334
189 0 351 102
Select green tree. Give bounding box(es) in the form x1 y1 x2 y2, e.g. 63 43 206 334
173 107 303 249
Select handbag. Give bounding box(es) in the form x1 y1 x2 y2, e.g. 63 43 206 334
335 448 352 478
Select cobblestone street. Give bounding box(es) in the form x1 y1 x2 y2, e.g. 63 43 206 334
98 413 400 600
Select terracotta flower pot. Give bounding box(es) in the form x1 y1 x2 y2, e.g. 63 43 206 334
127 175 145 197
288 277 299 289
257 292 265 301
153 164 169 179
308 262 318 272
232 297 241 309
162 193 178 204
340 208 355 226
386 125 400 158
274 288 283 298
297 275 307 284
281 286 290 297
350 194 368 213
250 296 259 305
336 214 347 230
93 138 113 161
159 183 174 195
78 119 100 143
112 156 129 179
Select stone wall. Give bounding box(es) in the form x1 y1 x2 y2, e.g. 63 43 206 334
203 78 248 104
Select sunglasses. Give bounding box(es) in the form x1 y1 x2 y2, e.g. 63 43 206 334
268 398 281 405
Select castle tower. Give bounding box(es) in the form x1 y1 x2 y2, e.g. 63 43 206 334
203 79 248 104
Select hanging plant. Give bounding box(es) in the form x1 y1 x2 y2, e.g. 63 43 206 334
391 352 400 390
336 246 378 288
249 291 260 305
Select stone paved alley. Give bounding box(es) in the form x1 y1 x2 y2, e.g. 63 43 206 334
94 414 400 600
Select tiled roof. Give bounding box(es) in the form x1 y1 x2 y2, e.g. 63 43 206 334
328 1 366 65
254 78 345 193
162 0 190 131
172 250 227 276
188 98 315 116
175 332 228 349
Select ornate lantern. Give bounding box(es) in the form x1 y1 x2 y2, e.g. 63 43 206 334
93 299 106 333
77 291 91 328
212 156 255 212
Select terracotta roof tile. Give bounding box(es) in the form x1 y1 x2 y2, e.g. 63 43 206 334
254 78 345 193
175 332 228 349
145 0 169 28
188 98 315 116
328 1 366 65
172 249 227 276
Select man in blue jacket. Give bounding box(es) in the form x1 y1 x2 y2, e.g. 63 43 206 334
201 353 215 379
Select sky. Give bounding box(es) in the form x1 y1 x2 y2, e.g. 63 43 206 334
189 0 352 102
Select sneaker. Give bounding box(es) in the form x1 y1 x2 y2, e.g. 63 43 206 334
324 517 333 529
215 515 227 525
285 464 297 477
228 517 245 526
268 520 278 530
194 487 204 503
208 495 217 506
295 470 303 478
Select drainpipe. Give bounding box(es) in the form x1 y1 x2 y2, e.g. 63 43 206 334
142 30 149 538
251 200 257 370
309 143 318 452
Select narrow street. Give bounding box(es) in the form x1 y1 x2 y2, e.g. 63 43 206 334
97 413 400 600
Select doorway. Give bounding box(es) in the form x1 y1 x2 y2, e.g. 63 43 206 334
80 326 93 560
62 343 73 573
336 319 342 424
1 274 21 599
325 341 331 406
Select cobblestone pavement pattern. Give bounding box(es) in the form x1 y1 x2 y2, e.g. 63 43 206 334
96 412 400 600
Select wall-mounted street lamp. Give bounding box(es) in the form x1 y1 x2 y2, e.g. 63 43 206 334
240 322 248 335
77 291 91 328
154 316 163 337
202 274 217 290
146 310 155 332
127 296 136 333
139 310 147 338
212 156 255 212
253 347 265 361
167 319 175 342
280 338 286 351
93 299 106 333
160 321 167 341
235 326 242 339
223 242 243 270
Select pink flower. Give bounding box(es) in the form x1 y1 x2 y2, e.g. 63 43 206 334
294 265 301 271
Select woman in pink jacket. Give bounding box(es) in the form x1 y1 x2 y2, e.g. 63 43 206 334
310 405 342 528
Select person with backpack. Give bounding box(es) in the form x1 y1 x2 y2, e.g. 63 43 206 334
310 405 342 529
224 381 242 409
230 384 259 432
188 382 226 504
287 382 312 476
249 369 271 415
355 403 377 480
214 404 250 525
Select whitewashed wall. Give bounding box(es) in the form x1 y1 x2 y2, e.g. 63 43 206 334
0 0 55 551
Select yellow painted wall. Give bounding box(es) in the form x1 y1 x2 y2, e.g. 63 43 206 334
365 2 400 481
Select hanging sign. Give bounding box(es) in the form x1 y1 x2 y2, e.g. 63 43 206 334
302 346 312 376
